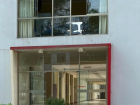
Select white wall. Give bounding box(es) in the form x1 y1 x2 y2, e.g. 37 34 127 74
0 50 11 103
0 0 140 105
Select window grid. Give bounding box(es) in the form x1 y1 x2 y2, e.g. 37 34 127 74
17 0 108 38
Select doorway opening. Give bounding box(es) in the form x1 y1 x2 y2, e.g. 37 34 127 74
14 45 111 105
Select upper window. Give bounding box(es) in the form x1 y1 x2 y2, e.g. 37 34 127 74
18 0 108 38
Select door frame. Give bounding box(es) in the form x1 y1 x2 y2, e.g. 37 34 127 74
10 43 111 105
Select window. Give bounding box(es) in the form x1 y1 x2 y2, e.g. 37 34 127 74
18 0 108 38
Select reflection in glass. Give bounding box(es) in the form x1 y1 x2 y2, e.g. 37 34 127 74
19 93 30 105
44 52 79 71
18 49 107 105
18 19 52 38
87 0 107 14
30 72 44 105
72 16 107 35
19 72 44 105
19 53 44 71
30 72 44 90
71 22 82 35
78 70 107 104
54 0 70 16
18 0 34 18
53 18 70 36
77 71 89 103
35 19 52 37
77 50 107 104
30 93 44 105
72 16 99 35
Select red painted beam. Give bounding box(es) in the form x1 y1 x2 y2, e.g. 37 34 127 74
107 44 111 105
10 43 111 50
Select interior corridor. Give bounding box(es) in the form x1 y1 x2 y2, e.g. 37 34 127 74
17 47 108 105
73 99 106 105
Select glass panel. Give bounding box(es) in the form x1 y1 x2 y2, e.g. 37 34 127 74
87 0 108 14
54 0 70 16
44 51 79 71
38 0 52 17
19 93 30 105
78 71 107 105
18 0 34 18
18 48 108 105
19 53 44 71
18 19 34 38
52 72 60 98
30 72 44 105
35 19 52 37
72 0 87 15
44 72 53 101
53 18 70 36
18 0 52 18
30 93 44 104
18 19 52 38
77 71 89 105
78 49 107 105
71 16 107 35
19 72 44 105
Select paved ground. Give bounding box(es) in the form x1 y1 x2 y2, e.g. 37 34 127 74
71 99 106 105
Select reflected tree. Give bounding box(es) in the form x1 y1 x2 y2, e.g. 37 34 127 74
54 0 70 16
72 16 99 35
53 18 70 36
89 16 99 34
89 8 99 13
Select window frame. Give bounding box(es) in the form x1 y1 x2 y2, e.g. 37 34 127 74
17 0 108 38
10 43 111 105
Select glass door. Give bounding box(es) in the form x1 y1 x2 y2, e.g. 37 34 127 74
18 47 107 105
78 49 107 105
18 53 45 105
44 50 79 105
77 70 89 105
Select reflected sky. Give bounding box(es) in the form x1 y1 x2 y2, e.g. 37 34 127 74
87 0 107 13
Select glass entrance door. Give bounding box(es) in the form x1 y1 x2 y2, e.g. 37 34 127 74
77 70 89 105
18 47 107 105
18 53 44 105
78 69 107 105
77 49 107 105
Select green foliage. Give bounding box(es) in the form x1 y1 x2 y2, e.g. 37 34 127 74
0 104 12 105
89 8 99 13
46 98 65 105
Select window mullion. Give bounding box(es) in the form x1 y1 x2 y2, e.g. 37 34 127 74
70 0 72 36
52 0 54 36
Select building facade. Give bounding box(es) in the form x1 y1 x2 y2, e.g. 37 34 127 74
0 0 140 105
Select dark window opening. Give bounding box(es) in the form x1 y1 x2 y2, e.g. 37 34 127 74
72 0 87 15
38 0 52 17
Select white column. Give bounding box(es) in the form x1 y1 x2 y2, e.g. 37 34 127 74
10 50 18 105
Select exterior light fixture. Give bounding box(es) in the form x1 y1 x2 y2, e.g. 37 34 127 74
78 48 83 52
38 49 43 53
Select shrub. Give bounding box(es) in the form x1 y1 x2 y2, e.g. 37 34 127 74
46 98 65 105
0 104 12 105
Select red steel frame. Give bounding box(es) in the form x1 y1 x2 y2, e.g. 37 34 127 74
10 43 111 105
